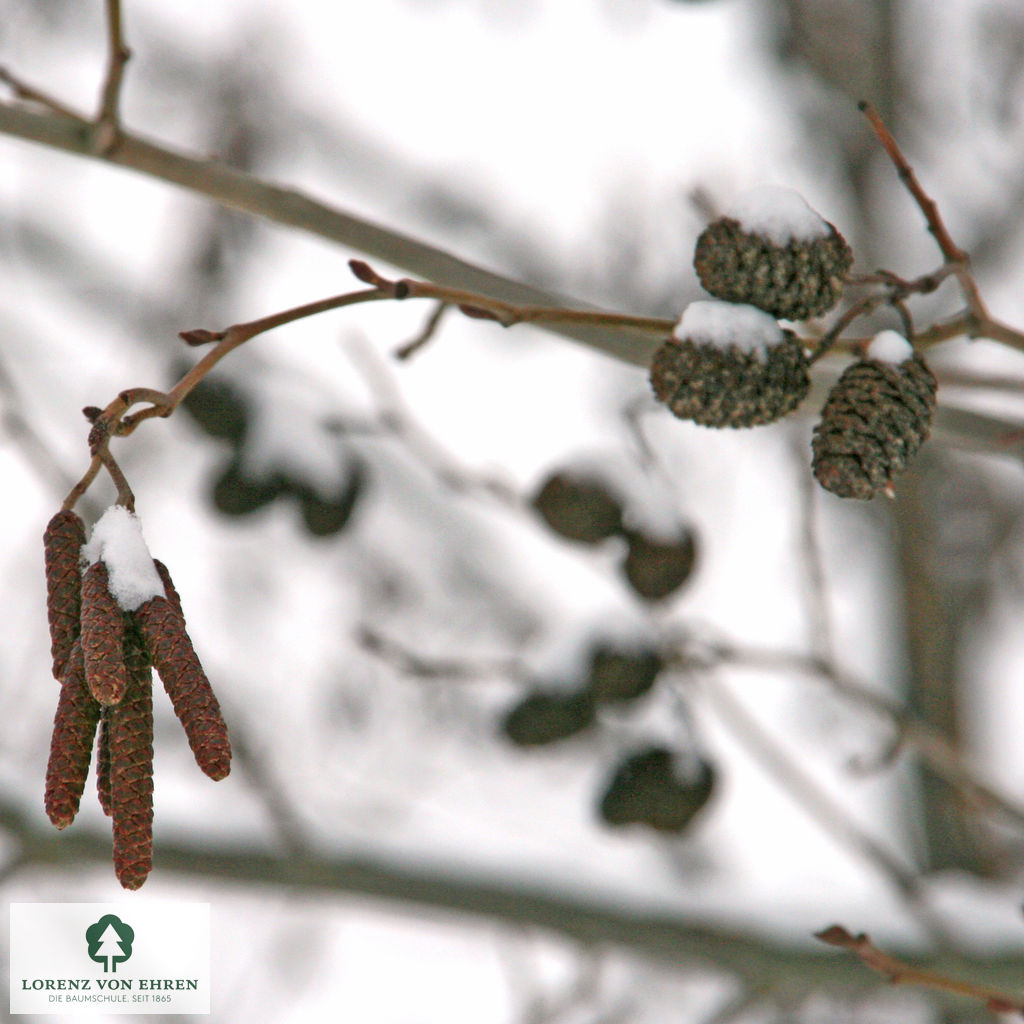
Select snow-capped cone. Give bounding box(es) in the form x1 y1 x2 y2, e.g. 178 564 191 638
650 303 810 427
694 188 852 320
811 345 937 499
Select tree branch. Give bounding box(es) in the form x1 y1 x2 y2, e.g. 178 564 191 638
1 796 1021 1005
0 101 661 367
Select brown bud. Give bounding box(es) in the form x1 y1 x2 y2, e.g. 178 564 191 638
44 641 102 829
108 632 154 890
43 510 86 680
80 562 129 705
134 596 231 781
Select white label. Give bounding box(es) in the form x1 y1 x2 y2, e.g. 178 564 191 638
10 903 210 1015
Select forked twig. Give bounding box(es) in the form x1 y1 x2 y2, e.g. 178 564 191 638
94 0 131 152
860 101 1024 350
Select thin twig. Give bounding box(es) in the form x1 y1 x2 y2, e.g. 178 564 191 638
859 101 1024 352
858 102 966 265
682 636 1024 833
350 259 677 336
94 0 131 153
697 675 955 949
0 67 84 121
815 925 1024 1014
793 438 835 661
394 300 451 360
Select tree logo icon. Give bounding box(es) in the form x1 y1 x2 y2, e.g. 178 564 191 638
85 914 135 973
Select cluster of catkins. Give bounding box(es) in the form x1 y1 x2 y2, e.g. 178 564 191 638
649 186 938 499
42 505 231 889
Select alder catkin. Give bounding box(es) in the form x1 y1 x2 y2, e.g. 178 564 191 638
134 596 231 781
96 708 112 817
44 640 101 829
109 628 154 890
152 559 184 619
80 562 129 705
43 510 86 680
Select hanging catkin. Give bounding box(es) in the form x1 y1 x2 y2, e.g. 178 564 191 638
44 640 101 829
96 708 113 817
108 627 154 890
43 510 86 680
134 595 231 781
80 562 129 705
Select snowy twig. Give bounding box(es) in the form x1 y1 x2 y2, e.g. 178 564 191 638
815 925 1024 1016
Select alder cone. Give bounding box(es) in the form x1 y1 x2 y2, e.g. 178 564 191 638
44 641 101 829
108 630 154 890
621 528 697 601
650 334 810 428
532 471 624 544
43 509 86 680
501 690 595 746
694 218 853 320
179 373 248 443
812 355 937 499
134 596 231 780
586 644 663 703
598 746 716 833
80 562 129 706
294 460 365 537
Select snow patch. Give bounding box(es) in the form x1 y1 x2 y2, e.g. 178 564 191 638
866 330 914 365
81 506 165 611
723 185 831 245
674 300 784 362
